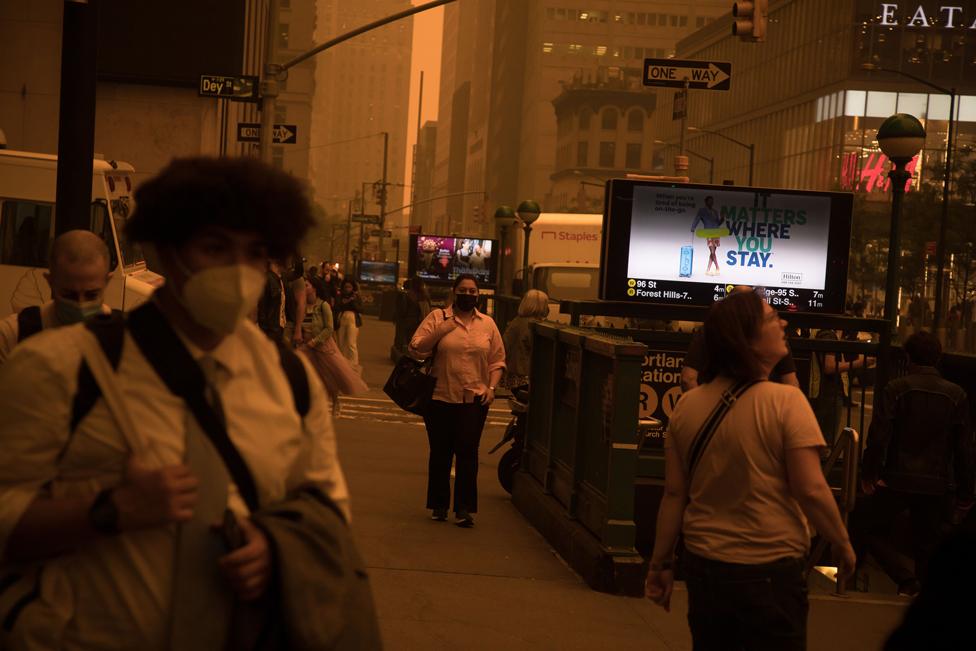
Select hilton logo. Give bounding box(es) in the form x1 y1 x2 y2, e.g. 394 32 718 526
780 272 804 285
879 4 976 28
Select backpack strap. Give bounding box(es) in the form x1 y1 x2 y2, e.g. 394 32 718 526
16 306 43 343
685 379 761 484
276 343 310 419
70 313 126 432
126 302 261 512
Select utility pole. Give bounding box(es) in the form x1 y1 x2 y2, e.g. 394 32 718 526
54 0 100 235
258 0 281 163
379 131 389 259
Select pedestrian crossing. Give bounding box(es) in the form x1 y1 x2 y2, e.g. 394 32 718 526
336 395 511 427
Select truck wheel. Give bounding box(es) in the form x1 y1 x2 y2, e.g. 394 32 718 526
497 447 520 494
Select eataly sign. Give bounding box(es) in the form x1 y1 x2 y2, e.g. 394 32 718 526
879 3 976 27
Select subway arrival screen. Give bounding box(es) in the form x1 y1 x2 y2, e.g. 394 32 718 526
600 180 852 313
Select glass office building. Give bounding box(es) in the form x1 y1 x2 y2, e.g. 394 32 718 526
659 0 976 201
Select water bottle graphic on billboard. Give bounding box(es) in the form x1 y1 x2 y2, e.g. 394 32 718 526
679 235 694 277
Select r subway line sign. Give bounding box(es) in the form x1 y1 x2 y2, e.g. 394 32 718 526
642 58 732 91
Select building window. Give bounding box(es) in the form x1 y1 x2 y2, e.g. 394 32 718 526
626 143 642 169
577 141 589 167
670 15 679 27
601 107 618 130
637 12 645 25
0 200 54 267
679 15 688 27
278 23 290 49
546 7 555 20
599 141 616 167
627 109 644 131
579 108 592 130
696 16 706 28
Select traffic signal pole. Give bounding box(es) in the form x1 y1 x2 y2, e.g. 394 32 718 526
258 0 457 161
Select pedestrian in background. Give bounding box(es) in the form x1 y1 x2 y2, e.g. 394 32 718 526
0 230 112 365
284 257 307 348
299 280 367 408
335 279 363 375
852 331 973 597
501 289 549 390
409 274 505 527
646 291 855 650
396 276 431 352
256 258 287 343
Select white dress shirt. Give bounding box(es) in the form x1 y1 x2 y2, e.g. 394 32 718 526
0 315 349 650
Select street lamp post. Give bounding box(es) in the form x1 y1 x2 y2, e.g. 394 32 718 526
516 200 542 294
494 205 517 294
863 63 956 335
687 127 754 186
654 140 714 183
878 114 927 332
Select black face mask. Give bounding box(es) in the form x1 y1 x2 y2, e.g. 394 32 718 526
454 293 478 312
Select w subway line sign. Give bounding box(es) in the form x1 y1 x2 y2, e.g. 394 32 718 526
643 58 732 91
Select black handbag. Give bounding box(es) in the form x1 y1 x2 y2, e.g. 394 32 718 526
383 310 445 416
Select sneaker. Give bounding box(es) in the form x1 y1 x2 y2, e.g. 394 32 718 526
430 509 448 521
454 510 475 528
897 579 921 597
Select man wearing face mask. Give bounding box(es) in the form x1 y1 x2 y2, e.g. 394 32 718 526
0 229 111 365
0 158 353 649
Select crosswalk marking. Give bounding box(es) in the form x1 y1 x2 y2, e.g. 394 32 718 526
337 395 510 426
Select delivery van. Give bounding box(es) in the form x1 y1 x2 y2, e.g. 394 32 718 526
509 212 602 302
0 149 162 317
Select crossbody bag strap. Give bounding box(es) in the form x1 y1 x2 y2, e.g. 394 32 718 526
425 309 448 374
127 302 261 512
685 379 761 485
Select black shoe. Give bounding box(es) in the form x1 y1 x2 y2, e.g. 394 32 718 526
897 579 921 597
454 510 475 528
431 509 448 521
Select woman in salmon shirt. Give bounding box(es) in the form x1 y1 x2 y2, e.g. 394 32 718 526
409 274 506 527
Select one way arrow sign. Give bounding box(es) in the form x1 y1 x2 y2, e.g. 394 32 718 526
642 58 732 91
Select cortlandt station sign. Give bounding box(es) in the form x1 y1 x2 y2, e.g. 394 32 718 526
878 3 976 28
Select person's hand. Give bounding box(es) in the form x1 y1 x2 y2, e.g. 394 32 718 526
645 568 674 612
436 316 459 337
860 478 877 495
292 331 304 348
218 517 272 601
480 387 495 406
114 457 199 531
834 541 857 586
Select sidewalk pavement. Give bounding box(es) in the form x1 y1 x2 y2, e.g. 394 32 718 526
337 316 908 650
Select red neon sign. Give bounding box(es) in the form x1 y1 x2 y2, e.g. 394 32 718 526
841 151 919 193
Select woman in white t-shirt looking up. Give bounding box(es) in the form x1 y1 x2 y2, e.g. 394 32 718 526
645 291 856 651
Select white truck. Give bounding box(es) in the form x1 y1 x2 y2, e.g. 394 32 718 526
0 149 161 317
510 212 602 302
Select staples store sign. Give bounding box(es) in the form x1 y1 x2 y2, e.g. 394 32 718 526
879 4 976 28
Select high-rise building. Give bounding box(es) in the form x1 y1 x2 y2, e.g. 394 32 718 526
429 0 731 236
411 121 438 226
309 0 413 251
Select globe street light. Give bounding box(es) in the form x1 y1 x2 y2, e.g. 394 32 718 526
862 62 956 335
516 199 542 293
877 113 926 335
494 205 517 293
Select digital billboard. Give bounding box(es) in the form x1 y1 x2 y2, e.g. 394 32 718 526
600 180 852 313
408 235 498 287
357 261 398 285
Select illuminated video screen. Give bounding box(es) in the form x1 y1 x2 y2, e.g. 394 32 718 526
600 180 852 313
407 235 498 287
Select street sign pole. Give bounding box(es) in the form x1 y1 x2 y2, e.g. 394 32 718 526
259 0 280 163
676 80 690 176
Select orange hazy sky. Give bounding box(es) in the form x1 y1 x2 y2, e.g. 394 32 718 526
402 1 444 207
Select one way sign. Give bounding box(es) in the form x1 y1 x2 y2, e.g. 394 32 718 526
236 123 298 144
642 58 732 91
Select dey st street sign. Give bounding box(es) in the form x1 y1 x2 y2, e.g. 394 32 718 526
643 58 732 91
199 75 259 100
236 123 298 144
352 214 381 224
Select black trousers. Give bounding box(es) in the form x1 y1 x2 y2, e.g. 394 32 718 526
849 488 945 584
423 400 489 514
683 550 808 651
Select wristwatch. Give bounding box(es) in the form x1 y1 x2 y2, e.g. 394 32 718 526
489 386 496 391
88 488 120 535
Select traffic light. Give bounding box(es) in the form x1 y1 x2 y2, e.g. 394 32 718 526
732 0 767 42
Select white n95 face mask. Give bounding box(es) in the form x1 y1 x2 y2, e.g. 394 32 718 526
180 264 266 335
